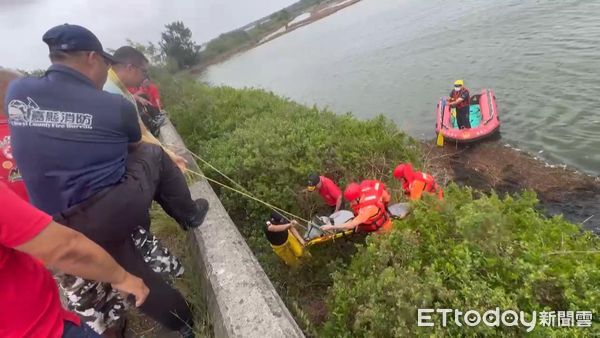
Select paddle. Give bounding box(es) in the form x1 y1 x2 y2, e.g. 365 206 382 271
436 97 446 147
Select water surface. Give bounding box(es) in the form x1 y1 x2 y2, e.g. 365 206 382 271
203 0 600 175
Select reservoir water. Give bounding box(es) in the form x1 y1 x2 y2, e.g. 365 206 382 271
203 0 600 176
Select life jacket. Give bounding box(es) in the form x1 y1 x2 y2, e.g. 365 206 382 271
352 180 390 232
450 87 470 109
408 172 442 201
359 179 386 196
413 172 438 192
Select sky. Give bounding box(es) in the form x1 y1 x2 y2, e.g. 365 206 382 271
0 0 298 70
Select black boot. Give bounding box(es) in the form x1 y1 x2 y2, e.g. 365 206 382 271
181 198 209 230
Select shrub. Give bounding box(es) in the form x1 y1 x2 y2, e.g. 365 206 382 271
158 74 420 331
162 79 420 230
322 185 600 337
156 74 598 336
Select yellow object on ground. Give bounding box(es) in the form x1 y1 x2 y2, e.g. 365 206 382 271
305 229 355 247
436 132 444 147
271 230 307 267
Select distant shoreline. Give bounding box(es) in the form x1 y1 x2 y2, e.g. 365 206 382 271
190 0 362 75
256 0 361 47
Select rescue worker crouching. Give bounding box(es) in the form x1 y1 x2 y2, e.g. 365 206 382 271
393 163 443 200
321 181 392 234
306 172 344 215
265 212 308 267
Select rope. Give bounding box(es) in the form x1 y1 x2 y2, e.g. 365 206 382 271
184 167 311 231
187 150 253 195
543 250 600 256
165 142 250 193
163 142 318 231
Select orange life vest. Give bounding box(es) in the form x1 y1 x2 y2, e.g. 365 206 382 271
409 172 443 201
451 87 470 109
412 172 438 192
352 180 390 232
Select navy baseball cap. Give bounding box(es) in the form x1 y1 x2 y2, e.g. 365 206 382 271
42 24 116 63
307 172 320 190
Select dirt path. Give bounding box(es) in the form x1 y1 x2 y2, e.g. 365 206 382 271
422 138 600 234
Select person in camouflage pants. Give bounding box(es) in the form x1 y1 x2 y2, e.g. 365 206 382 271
56 227 184 334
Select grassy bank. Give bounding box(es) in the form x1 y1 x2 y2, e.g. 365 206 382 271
155 72 599 336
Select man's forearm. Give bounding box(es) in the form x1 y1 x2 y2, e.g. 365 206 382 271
342 211 372 230
267 223 291 232
289 226 306 246
335 196 342 212
18 222 127 285
56 231 127 285
334 218 362 231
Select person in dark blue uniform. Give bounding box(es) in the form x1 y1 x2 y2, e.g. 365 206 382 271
5 24 205 338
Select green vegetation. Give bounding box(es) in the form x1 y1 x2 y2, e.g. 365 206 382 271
153 72 599 336
198 0 336 68
196 10 289 67
154 70 419 334
125 22 201 71
156 72 419 223
159 21 202 70
127 0 339 71
324 186 599 337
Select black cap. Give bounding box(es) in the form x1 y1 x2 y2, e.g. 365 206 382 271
42 24 116 63
307 172 320 187
270 211 288 225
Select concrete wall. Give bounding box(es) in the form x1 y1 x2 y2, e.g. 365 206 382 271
159 119 305 338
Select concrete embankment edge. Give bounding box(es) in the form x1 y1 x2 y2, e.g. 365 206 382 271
160 119 305 338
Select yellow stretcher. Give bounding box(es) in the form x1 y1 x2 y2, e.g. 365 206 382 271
270 204 411 265
305 228 356 247
303 203 411 247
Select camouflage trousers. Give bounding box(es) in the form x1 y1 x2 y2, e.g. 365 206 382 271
55 227 184 334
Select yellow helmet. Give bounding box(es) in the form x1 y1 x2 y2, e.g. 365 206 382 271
454 79 464 86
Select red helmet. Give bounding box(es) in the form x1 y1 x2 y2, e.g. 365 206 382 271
393 163 414 180
344 183 361 201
